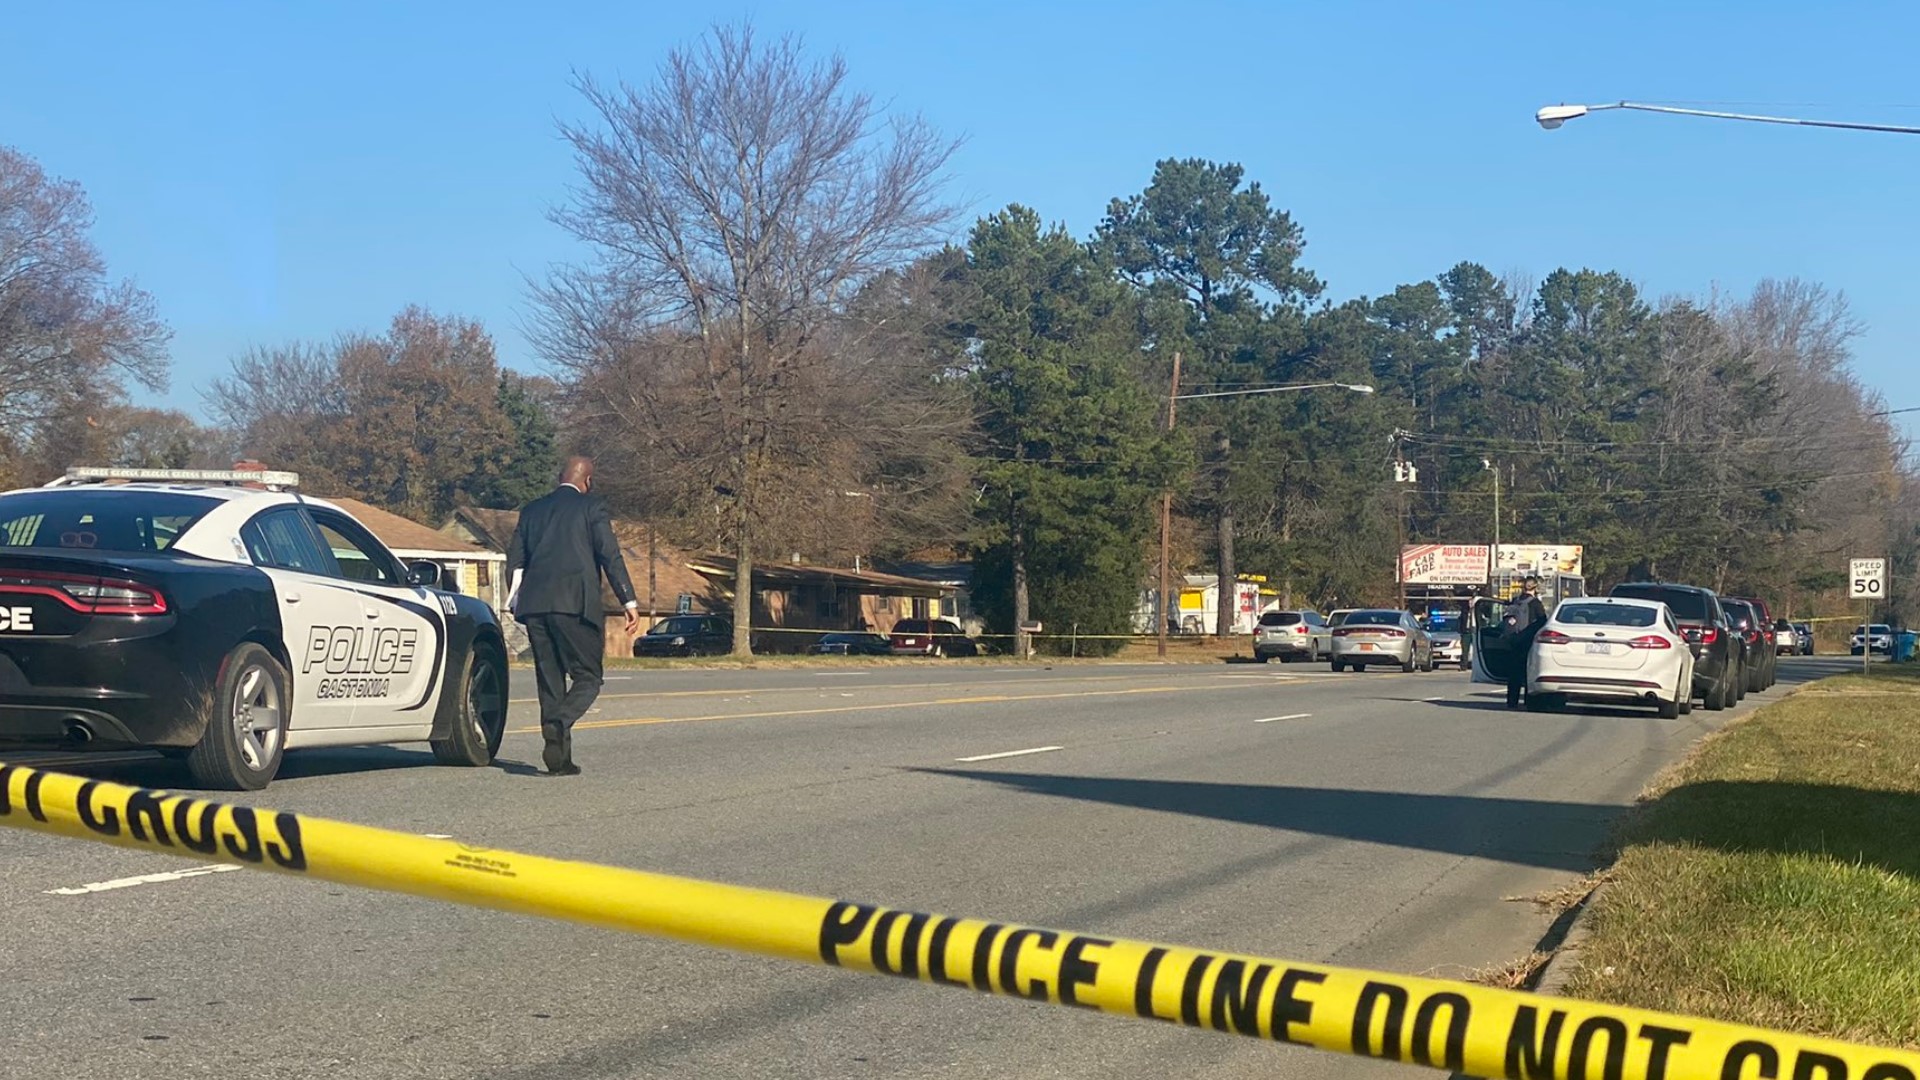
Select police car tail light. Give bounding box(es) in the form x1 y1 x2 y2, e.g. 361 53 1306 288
1626 635 1673 650
78 579 168 615
1535 630 1573 645
0 571 167 615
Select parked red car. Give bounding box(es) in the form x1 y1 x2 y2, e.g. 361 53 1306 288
889 618 979 658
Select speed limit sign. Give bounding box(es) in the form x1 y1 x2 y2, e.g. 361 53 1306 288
1850 558 1887 599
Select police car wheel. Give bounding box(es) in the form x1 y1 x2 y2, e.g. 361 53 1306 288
432 650 507 767
186 643 289 792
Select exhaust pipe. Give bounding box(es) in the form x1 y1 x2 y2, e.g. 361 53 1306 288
62 719 94 744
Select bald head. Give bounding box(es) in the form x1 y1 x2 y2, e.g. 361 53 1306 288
560 456 594 491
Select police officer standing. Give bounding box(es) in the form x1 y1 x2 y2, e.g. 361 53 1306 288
1504 575 1548 710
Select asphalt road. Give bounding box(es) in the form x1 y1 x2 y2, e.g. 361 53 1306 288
0 655 1851 1079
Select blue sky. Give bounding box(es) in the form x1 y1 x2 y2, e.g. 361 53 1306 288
5 1 1916 438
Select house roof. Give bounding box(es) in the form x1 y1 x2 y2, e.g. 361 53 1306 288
323 497 494 558
448 506 522 552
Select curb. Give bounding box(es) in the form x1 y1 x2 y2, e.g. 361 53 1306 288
1529 881 1605 996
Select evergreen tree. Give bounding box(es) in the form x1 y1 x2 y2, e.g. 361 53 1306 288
958 206 1173 656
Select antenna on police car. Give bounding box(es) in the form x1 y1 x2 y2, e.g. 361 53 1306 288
51 466 303 491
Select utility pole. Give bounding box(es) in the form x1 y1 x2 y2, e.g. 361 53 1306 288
1157 351 1183 658
1392 435 1411 611
1483 458 1501 560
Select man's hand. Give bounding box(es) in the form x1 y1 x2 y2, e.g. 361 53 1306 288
625 607 641 635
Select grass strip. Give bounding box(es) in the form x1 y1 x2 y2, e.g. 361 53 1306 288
1569 663 1920 1046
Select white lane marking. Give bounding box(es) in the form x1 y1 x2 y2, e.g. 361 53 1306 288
423 834 453 839
955 745 1064 763
1254 713 1313 724
46 864 242 896
814 672 872 677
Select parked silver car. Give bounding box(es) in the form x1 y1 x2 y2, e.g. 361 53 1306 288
1253 609 1332 663
1330 609 1434 673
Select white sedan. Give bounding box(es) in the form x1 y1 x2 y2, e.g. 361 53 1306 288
1526 597 1695 719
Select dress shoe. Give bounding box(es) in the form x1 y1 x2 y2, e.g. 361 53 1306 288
545 763 583 777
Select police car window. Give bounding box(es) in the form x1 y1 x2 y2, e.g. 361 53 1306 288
0 491 216 552
242 509 335 574
311 517 398 585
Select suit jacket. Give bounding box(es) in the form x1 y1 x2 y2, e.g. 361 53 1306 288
506 486 637 626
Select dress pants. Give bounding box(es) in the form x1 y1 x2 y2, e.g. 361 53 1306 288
524 613 605 771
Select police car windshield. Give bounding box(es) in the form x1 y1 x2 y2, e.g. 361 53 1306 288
1344 611 1403 626
0 490 219 553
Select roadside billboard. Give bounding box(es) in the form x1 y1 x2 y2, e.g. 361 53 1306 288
1398 544 1491 585
1494 543 1584 577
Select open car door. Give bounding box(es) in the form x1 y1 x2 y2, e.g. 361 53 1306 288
1471 596 1524 686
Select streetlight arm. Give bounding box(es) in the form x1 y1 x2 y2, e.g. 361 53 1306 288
1175 382 1375 401
1538 100 1920 135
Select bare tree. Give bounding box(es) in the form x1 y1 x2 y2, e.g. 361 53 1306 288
531 23 959 654
207 307 517 521
0 146 169 486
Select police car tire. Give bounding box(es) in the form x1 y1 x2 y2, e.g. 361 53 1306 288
431 650 506 768
186 643 288 792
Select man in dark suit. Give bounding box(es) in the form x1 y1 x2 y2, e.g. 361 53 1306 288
507 457 640 776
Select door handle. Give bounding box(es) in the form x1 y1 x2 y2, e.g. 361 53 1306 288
282 593 301 604
364 608 380 620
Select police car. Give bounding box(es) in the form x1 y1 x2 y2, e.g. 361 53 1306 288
0 467 510 790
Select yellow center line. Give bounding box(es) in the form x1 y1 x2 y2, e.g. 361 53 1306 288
504 671 1187 706
505 682 1275 736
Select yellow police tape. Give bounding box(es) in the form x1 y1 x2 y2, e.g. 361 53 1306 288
4 759 1916 1080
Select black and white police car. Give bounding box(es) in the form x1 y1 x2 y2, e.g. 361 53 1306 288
0 467 510 790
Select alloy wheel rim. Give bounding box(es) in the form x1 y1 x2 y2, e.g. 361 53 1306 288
231 663 284 771
468 663 504 741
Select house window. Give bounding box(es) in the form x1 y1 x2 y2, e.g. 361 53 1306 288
477 561 492 588
818 590 845 620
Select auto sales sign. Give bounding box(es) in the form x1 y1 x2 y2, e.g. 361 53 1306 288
1398 544 1491 585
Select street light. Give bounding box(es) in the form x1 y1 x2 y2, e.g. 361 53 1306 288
1155 375 1376 657
1536 101 1920 136
1175 381 1375 401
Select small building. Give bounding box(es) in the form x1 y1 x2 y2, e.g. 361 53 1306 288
1135 574 1276 636
687 553 955 652
874 558 978 632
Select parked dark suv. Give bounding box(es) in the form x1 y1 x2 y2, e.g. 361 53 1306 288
634 614 734 657
1724 597 1778 693
1607 582 1740 710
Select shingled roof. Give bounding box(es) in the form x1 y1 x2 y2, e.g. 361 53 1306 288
324 497 494 557
447 506 522 552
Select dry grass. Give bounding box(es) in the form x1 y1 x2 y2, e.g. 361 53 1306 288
1505 870 1612 916
1568 662 1920 1047
1471 950 1554 990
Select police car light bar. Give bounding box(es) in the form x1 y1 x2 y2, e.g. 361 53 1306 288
52 467 302 490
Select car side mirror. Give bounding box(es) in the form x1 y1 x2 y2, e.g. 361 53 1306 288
406 561 443 589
